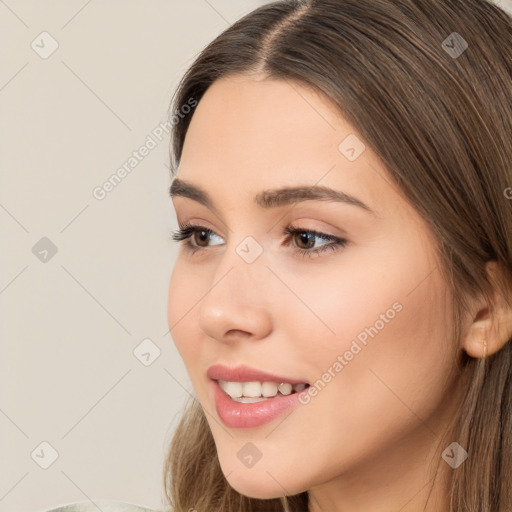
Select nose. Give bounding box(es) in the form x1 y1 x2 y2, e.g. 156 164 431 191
197 245 273 345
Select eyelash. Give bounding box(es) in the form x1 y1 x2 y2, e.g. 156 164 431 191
170 223 348 259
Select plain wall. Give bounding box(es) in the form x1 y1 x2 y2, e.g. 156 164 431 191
0 2 271 511
1 1 511 511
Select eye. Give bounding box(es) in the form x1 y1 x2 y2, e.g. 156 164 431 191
171 224 222 252
283 225 348 258
171 223 348 258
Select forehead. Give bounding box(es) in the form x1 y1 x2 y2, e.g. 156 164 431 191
181 74 345 172
177 74 404 218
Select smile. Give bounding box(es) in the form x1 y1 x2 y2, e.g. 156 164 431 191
218 380 309 402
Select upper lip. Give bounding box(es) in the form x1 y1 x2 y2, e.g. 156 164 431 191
207 364 308 385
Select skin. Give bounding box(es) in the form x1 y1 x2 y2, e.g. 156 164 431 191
167 73 497 511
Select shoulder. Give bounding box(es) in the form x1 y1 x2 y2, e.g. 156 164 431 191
43 500 162 512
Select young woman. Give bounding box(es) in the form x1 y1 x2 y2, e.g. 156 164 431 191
164 1 512 511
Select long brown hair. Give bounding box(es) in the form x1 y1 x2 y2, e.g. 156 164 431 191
163 1 512 510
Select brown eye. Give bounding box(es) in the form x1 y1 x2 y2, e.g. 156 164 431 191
294 231 316 250
172 223 347 258
193 229 211 247
283 225 348 258
171 224 224 252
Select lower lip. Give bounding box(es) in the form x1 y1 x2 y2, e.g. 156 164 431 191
211 380 306 428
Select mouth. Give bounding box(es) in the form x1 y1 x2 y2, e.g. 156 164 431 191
210 379 310 428
217 380 310 403
207 363 310 402
207 363 311 427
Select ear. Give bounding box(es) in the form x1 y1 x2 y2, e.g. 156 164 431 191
462 260 512 359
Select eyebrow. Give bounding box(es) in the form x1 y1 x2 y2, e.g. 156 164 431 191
169 177 374 215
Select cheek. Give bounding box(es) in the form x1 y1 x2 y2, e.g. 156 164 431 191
167 260 200 362
281 228 449 367
249 275 455 488
268 256 426 374
304 267 454 447
274 236 455 430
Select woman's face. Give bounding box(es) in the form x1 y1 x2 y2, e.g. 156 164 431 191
168 73 459 503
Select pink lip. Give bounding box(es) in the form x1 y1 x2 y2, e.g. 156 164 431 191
211 380 306 428
207 363 309 385
207 364 309 428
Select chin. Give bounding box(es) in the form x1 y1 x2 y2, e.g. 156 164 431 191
218 457 305 500
225 475 287 500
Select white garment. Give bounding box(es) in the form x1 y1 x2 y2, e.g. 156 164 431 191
43 500 160 512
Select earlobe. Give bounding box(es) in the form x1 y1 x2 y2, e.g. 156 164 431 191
463 326 490 360
462 261 512 359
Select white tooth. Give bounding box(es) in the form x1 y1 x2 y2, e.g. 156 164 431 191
220 380 304 399
243 381 262 397
262 381 278 397
232 396 267 403
278 382 293 395
219 380 243 398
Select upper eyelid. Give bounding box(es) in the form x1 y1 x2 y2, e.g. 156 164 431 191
176 214 344 234
179 223 342 243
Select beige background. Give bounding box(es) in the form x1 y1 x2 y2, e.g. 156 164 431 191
1 1 511 511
